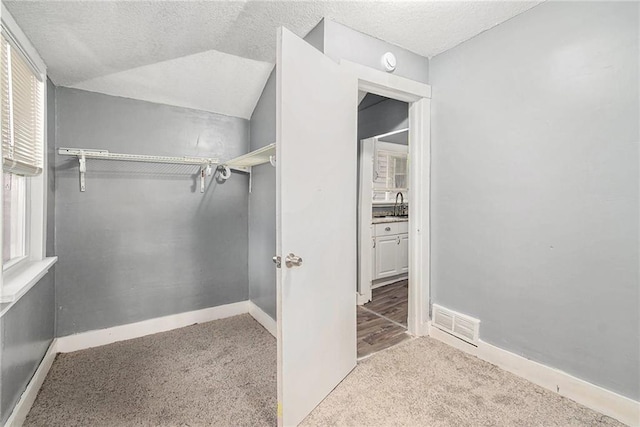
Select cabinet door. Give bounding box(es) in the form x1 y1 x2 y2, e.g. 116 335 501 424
397 233 409 273
375 235 399 279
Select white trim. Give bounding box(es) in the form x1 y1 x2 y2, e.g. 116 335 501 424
371 274 408 290
32 78 48 262
3 340 57 427
56 301 249 353
0 257 57 308
356 292 369 306
407 97 430 336
345 61 431 338
357 137 375 304
248 301 277 338
429 325 640 426
1 5 49 304
340 60 431 102
0 4 46 79
3 255 28 273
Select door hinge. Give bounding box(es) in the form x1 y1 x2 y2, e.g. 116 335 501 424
272 256 281 268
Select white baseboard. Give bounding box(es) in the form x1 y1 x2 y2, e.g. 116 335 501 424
248 301 277 338
371 274 408 290
356 292 369 306
4 340 57 427
429 325 640 426
417 320 431 337
57 301 249 353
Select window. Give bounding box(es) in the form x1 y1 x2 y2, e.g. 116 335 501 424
3 172 26 265
1 31 43 269
1 33 44 176
1 5 54 306
372 142 409 203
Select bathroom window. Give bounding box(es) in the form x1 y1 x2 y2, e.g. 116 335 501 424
373 146 409 203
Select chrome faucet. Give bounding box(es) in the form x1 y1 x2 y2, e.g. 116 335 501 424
394 192 404 216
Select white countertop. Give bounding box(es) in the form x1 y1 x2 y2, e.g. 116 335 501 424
372 217 409 224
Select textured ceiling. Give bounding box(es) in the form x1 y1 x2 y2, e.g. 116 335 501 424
72 50 273 119
5 0 542 118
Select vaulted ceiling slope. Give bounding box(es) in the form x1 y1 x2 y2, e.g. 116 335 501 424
5 1 542 119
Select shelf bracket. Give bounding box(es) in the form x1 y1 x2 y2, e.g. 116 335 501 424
78 151 86 192
200 164 213 193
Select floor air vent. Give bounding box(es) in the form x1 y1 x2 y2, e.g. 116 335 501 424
433 304 480 344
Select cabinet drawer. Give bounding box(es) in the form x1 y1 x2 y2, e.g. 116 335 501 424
374 221 408 236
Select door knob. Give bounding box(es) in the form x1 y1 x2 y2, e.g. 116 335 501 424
272 256 281 268
285 253 303 268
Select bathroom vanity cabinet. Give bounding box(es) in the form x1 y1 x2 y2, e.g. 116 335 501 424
372 221 409 280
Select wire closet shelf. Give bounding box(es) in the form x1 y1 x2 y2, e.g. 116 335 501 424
58 143 276 193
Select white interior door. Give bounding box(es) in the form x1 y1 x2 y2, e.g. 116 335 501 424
276 27 357 426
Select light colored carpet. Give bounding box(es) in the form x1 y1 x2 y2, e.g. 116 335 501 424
25 314 622 426
303 337 623 426
25 314 277 426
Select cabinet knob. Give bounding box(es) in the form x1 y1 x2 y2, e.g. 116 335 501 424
385 226 391 231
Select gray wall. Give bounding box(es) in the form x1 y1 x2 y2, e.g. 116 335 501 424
358 96 408 142
324 20 429 84
430 1 639 400
0 79 58 424
0 271 55 424
55 88 250 336
248 70 277 319
305 20 324 53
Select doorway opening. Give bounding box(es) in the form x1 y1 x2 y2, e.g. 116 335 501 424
356 94 411 358
345 60 431 361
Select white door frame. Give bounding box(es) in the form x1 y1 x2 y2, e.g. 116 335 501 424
358 134 409 304
341 60 431 336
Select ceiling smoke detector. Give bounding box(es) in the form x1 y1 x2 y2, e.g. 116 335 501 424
382 52 397 72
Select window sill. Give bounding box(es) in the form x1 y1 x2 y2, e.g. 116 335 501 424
0 256 57 316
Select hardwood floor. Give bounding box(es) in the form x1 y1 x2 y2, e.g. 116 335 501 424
357 280 410 358
365 280 408 326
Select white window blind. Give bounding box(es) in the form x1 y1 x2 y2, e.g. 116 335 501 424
1 33 44 176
